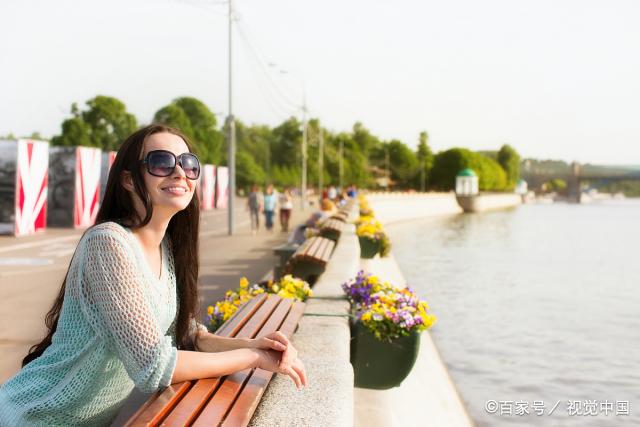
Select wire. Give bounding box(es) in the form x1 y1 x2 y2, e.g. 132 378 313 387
237 36 298 121
234 15 302 110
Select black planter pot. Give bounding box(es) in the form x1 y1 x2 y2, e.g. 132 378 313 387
350 322 420 390
358 236 380 259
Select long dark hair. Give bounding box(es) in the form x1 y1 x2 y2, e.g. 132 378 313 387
23 124 200 367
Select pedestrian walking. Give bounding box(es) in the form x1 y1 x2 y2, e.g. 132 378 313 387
279 187 293 232
263 184 278 232
247 184 263 235
0 124 307 426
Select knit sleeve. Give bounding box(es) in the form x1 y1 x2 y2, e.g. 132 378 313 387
79 229 178 394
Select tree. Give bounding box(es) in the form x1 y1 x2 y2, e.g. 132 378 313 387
236 151 265 190
498 144 521 189
51 96 138 150
385 140 419 188
81 96 138 150
51 117 92 147
154 97 224 164
416 131 434 191
430 148 508 191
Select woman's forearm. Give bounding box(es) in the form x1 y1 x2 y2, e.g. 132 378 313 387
171 348 259 384
195 332 252 353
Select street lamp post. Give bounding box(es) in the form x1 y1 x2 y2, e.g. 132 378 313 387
301 100 307 210
227 0 236 235
339 138 344 190
318 125 323 196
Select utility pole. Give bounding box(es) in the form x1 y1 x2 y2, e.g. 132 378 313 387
339 139 344 190
227 0 236 235
385 146 390 189
420 157 425 192
318 125 324 196
301 98 307 210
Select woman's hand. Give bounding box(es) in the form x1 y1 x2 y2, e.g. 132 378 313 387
250 331 288 352
253 334 308 389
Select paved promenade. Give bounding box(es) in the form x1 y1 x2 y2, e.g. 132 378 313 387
0 197 309 383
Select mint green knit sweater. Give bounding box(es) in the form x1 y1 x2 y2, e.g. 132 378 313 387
0 222 179 426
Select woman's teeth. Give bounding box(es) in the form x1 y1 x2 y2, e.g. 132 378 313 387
162 187 187 195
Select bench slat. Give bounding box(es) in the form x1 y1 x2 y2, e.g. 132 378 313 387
190 297 284 426
191 371 251 427
321 239 336 263
303 237 323 260
312 238 329 262
158 378 221 427
125 381 193 427
215 293 268 337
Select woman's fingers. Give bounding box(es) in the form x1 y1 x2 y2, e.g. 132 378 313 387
283 365 302 389
292 359 308 387
267 331 289 347
266 338 287 351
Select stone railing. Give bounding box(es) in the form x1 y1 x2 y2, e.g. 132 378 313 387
250 223 359 426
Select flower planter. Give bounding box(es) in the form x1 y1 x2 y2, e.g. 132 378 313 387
350 322 420 389
358 236 380 258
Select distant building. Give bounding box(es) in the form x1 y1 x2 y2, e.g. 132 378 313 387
515 179 528 195
455 168 479 195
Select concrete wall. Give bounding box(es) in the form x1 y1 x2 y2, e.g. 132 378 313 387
251 223 360 427
456 193 521 213
366 192 463 225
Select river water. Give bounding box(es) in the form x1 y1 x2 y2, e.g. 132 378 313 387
387 200 640 426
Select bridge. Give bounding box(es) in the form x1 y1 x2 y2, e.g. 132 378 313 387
522 162 640 202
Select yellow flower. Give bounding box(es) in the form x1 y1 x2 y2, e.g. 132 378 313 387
207 306 214 315
361 311 372 322
239 277 249 289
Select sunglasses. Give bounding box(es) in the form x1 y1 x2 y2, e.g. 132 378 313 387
141 150 201 180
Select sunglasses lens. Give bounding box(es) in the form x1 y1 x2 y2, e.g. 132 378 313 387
180 154 200 180
147 151 175 177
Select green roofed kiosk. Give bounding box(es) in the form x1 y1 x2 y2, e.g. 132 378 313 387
455 168 479 196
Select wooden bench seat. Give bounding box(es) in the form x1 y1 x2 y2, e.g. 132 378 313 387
319 218 345 242
123 294 305 427
282 236 335 285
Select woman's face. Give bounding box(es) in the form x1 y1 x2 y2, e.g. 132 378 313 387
140 132 197 214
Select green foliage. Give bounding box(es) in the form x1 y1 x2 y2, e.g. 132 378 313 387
51 96 138 150
236 150 265 190
415 131 434 190
598 180 640 197
154 97 223 164
498 144 521 189
544 178 567 192
430 148 508 191
386 139 419 188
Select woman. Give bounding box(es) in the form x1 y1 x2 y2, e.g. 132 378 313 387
247 183 263 235
263 184 277 232
0 125 307 426
278 186 293 232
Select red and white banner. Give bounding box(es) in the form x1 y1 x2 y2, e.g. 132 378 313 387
15 140 49 236
108 151 116 169
74 147 102 228
201 164 216 210
215 166 229 209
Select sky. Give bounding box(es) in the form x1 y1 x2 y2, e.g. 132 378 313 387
1 0 639 165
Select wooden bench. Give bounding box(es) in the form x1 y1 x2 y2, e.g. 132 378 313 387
123 294 305 427
282 236 335 285
319 218 344 242
330 211 348 222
